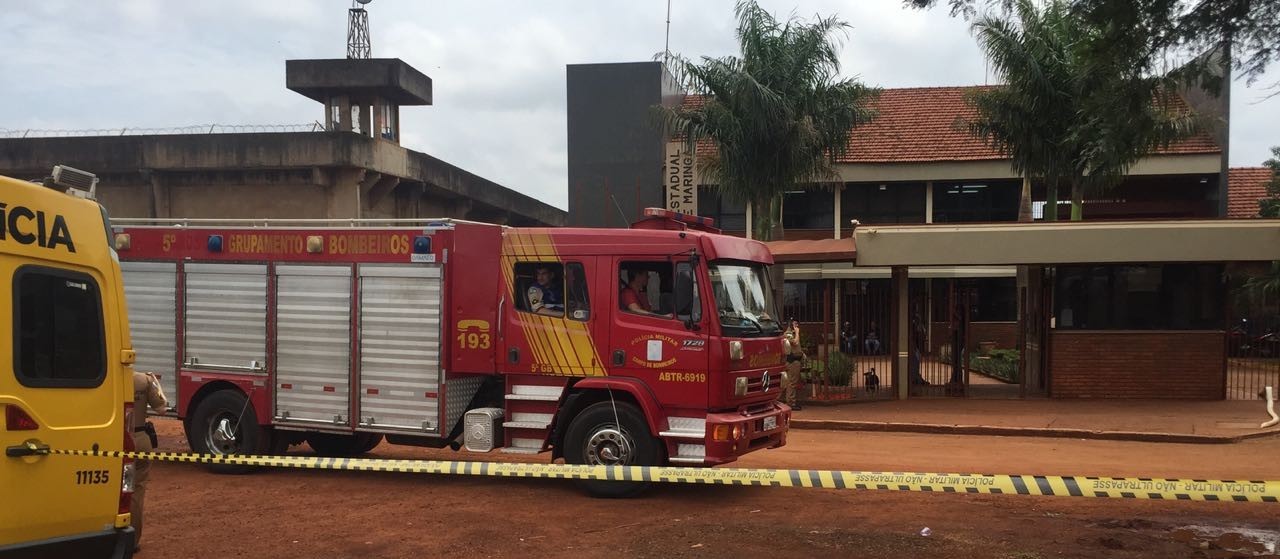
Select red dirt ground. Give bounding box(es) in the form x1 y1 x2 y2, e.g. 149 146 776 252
133 420 1280 558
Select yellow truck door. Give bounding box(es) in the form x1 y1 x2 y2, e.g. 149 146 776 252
0 174 132 554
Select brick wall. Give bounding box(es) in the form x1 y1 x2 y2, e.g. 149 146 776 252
1049 331 1225 399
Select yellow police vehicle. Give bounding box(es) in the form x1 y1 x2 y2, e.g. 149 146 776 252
1 167 136 558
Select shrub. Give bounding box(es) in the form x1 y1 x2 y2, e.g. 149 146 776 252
825 351 856 386
970 349 1020 383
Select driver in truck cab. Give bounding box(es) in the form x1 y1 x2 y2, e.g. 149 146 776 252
526 264 564 317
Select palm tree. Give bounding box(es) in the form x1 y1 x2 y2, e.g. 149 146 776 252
657 0 878 240
965 0 1200 221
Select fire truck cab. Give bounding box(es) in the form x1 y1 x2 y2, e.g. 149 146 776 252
115 208 789 495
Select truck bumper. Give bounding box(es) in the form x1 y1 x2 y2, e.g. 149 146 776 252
0 526 134 559
700 401 790 466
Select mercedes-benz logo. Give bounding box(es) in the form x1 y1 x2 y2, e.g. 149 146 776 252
761 371 771 392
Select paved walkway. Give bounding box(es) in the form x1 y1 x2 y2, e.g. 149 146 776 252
790 399 1280 443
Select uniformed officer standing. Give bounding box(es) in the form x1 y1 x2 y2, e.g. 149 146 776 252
782 331 804 410
131 372 168 550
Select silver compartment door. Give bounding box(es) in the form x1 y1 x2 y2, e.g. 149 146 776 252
358 264 443 434
121 261 178 410
184 263 267 370
275 265 352 425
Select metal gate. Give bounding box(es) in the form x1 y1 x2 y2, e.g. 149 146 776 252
1226 265 1280 400
909 280 972 397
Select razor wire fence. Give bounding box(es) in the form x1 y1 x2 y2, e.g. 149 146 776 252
1 122 326 138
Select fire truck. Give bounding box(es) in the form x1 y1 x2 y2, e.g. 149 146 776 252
113 209 789 495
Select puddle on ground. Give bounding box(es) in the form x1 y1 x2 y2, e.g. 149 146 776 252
1170 525 1280 557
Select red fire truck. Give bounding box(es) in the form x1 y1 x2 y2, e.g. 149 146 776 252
113 209 789 495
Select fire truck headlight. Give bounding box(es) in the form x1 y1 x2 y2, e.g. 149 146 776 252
729 341 743 361
734 377 748 397
732 424 744 440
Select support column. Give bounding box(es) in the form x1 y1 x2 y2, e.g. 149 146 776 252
336 95 352 132
326 167 366 218
745 201 753 240
925 181 934 224
373 97 387 140
892 266 910 399
833 186 842 239
146 171 170 219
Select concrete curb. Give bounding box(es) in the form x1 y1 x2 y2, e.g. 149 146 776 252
789 419 1280 444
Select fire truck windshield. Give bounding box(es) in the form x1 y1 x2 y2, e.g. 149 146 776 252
709 262 782 337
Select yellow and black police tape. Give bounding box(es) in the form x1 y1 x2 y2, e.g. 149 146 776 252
50 448 1280 503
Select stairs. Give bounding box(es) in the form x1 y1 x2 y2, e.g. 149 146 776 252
500 382 564 454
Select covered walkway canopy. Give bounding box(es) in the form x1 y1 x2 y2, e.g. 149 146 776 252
764 219 1280 401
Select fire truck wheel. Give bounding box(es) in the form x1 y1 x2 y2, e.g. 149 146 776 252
563 401 659 498
187 389 264 474
306 432 384 457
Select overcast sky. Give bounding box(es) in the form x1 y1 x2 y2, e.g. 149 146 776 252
3 0 1276 210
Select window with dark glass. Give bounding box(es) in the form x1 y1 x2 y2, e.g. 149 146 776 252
932 180 1020 223
783 280 824 323
782 190 834 230
697 188 747 232
14 267 106 388
1054 264 1224 330
841 182 926 224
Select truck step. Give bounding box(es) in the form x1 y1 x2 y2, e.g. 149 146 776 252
500 437 545 454
505 384 564 402
504 394 561 402
668 443 706 465
658 416 706 440
503 421 552 430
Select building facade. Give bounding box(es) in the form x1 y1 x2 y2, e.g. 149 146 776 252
565 61 1279 400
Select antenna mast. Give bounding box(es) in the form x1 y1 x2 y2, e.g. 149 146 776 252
664 0 672 65
347 0 372 59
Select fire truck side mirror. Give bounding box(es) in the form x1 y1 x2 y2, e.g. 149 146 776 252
674 266 699 330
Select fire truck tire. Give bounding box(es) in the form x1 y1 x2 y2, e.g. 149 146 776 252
187 389 264 474
563 401 659 498
306 432 384 457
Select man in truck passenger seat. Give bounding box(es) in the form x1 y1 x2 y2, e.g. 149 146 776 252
621 269 667 317
132 371 169 550
527 264 565 316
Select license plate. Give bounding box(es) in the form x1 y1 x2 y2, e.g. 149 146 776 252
762 416 777 431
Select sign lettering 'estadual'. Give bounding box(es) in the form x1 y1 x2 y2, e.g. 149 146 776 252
664 141 697 214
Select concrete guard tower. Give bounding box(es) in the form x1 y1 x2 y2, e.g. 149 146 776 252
285 58 431 144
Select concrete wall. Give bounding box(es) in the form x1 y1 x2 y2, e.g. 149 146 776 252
0 133 565 226
566 62 671 227
1049 331 1225 399
97 183 154 219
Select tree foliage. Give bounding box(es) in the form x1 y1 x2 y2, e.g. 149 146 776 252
1260 146 1280 218
965 0 1200 220
907 0 1280 90
656 0 878 240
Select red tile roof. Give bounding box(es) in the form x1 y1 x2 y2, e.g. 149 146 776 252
683 86 1221 164
1227 167 1274 218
